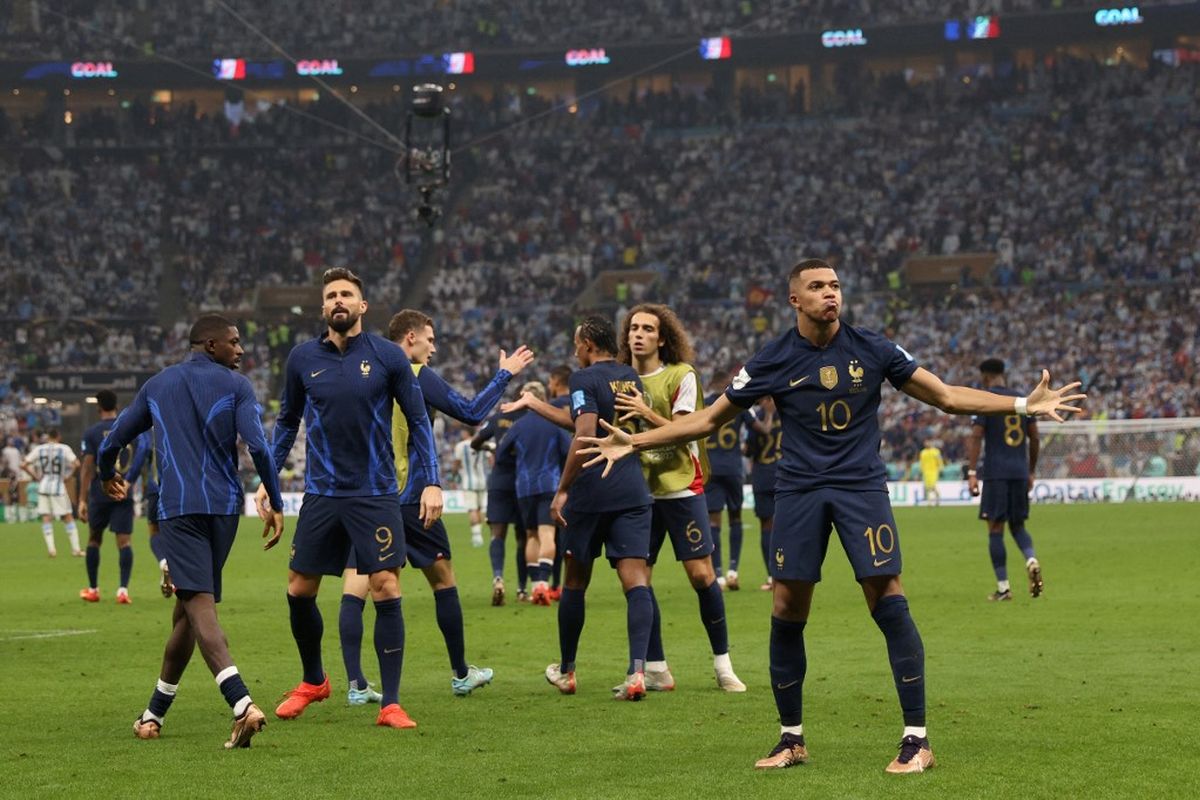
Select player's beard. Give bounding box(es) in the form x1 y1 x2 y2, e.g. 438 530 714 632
326 309 359 333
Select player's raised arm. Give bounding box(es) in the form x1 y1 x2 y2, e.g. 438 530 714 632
419 365 512 425
501 391 574 430
580 395 743 477
901 368 1084 421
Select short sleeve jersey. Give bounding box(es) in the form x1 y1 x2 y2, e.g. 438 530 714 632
567 360 651 513
725 324 918 492
972 386 1034 480
704 392 748 477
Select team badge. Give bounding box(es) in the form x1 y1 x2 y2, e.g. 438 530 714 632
360 360 372 377
819 365 839 390
848 360 865 393
775 548 785 571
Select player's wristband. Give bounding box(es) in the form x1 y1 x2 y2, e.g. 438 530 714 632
967 470 977 477
1014 396 1028 416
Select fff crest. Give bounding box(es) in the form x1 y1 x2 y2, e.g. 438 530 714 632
360 360 372 377
774 548 785 570
819 365 839 389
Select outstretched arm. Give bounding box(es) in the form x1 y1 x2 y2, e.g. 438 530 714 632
502 391 574 430
579 395 744 477
902 368 1084 421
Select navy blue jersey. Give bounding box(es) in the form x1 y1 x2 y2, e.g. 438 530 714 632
748 405 782 494
477 409 523 492
125 428 160 495
725 324 918 492
98 353 284 518
704 392 749 477
496 411 571 498
567 360 651 512
81 418 140 503
398 365 512 503
271 332 438 497
973 386 1034 480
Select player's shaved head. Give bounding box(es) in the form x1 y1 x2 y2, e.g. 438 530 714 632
95 389 118 412
577 316 618 356
388 309 435 342
189 314 236 346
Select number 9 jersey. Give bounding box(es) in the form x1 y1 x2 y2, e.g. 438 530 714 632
724 325 918 492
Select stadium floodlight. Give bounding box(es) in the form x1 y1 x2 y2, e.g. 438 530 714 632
403 83 451 227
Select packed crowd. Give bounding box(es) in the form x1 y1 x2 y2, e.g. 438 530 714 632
1 55 1197 488
3 0 1143 59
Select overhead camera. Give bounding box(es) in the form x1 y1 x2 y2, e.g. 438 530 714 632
403 83 451 228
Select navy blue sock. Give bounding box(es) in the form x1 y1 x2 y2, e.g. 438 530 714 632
147 681 176 719
557 588 586 672
217 668 250 711
624 585 652 675
85 544 100 588
538 559 553 585
696 580 729 655
149 534 166 563
489 537 504 579
711 526 723 573
434 587 468 678
728 519 743 571
551 531 563 588
769 617 807 726
287 594 325 685
760 524 772 572
871 595 926 727
338 594 367 689
373 597 405 707
989 533 1008 581
118 545 133 588
1011 526 1036 560
526 563 541 583
646 586 665 662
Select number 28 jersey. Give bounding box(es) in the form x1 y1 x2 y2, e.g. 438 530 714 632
725 324 918 492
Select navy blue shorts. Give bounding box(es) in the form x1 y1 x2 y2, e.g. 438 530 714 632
487 488 525 527
979 479 1029 523
649 495 713 565
144 490 160 524
290 494 406 576
752 489 776 520
346 504 450 571
519 492 554 528
158 514 239 603
705 474 744 514
562 504 651 566
87 497 134 536
771 488 901 582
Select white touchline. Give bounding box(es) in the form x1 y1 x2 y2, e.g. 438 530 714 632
0 629 99 642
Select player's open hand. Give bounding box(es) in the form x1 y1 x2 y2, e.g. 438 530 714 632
420 485 444 528
550 490 569 527
500 392 533 414
254 484 272 522
1026 369 1086 422
615 389 651 423
499 346 535 376
263 510 285 550
578 418 636 478
102 476 128 501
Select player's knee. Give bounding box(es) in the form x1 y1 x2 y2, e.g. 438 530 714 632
685 559 716 589
368 568 400 599
287 570 321 598
423 559 456 591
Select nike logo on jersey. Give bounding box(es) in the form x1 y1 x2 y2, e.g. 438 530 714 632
310 369 328 378
873 557 893 567
788 376 809 387
901 675 922 683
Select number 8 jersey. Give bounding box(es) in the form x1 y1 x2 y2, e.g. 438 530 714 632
724 325 918 491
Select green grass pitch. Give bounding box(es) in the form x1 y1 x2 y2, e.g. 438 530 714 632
1 503 1197 799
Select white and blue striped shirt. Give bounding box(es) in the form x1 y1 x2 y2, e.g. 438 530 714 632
24 443 77 497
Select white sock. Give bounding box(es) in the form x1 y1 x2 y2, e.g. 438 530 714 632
998 580 1011 592
713 652 733 673
159 558 168 569
903 726 927 739
1026 556 1038 567
42 524 55 553
141 710 164 725
215 665 239 685
65 522 80 552
646 660 668 673
470 524 482 538
156 679 178 696
781 724 803 737
233 695 253 718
